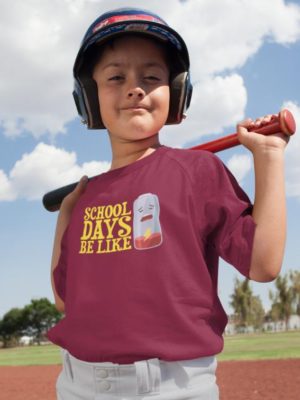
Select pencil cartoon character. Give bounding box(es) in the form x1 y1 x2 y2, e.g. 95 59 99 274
133 193 163 250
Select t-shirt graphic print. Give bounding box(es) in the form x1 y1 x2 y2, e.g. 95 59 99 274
79 193 162 255
133 193 162 250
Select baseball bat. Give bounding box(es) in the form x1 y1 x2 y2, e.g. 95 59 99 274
43 109 296 212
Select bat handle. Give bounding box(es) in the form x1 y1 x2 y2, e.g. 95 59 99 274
190 109 296 152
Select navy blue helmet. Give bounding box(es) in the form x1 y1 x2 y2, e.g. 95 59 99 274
73 7 193 129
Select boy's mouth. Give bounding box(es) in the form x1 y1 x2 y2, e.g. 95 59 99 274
124 107 147 111
122 104 149 111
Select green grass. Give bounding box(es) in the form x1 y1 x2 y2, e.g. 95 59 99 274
0 331 299 366
218 330 300 361
0 344 61 366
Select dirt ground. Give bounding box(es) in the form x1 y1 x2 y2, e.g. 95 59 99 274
0 359 299 400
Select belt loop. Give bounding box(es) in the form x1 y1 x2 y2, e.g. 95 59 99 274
148 358 161 393
134 358 161 395
135 360 150 394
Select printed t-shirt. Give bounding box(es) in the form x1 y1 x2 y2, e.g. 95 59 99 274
47 145 256 363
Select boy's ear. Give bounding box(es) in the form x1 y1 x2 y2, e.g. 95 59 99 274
167 72 193 125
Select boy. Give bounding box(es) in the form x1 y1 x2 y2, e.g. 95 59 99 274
47 7 289 400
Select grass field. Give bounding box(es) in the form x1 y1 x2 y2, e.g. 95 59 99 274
0 331 299 366
219 330 300 361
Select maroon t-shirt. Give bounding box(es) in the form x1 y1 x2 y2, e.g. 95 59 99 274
47 145 256 363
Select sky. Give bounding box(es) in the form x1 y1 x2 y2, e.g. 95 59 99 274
1 0 300 319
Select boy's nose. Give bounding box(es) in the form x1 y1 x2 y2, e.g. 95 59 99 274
127 86 145 99
126 75 146 99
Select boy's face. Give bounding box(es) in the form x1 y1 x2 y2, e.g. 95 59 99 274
92 36 170 142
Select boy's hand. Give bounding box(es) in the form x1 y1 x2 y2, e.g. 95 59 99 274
60 175 89 216
237 114 290 154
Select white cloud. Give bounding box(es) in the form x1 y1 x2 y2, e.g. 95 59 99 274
174 0 300 76
226 154 252 184
283 101 300 198
160 73 247 148
0 143 110 201
0 170 16 201
0 0 300 138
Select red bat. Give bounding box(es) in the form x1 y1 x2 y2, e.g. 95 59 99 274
43 109 296 212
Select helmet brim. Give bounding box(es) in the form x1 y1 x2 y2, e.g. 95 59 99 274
74 19 189 76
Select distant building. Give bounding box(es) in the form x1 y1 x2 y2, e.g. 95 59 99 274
263 314 300 332
288 315 300 330
225 314 300 334
19 336 32 346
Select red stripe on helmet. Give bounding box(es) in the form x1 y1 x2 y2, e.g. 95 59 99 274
93 14 165 33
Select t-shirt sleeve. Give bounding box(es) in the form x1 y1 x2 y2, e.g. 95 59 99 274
193 152 256 278
53 226 69 302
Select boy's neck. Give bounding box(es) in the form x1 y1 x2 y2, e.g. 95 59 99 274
108 135 162 171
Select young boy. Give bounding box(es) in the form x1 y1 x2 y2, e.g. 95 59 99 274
47 7 289 400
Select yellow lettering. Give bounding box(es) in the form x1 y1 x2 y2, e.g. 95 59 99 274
111 238 122 252
113 203 122 217
90 207 97 220
96 237 132 253
123 236 132 250
104 217 118 239
79 240 87 254
80 220 93 240
84 207 91 221
86 240 94 254
122 201 131 216
96 206 105 220
118 215 132 237
91 220 105 240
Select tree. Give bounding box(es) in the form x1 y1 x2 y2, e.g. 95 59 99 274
248 295 265 331
0 308 24 347
290 270 300 315
269 273 294 330
265 302 282 332
22 298 62 344
230 277 264 332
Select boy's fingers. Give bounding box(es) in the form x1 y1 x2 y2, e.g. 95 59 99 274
237 118 253 130
75 175 89 194
61 175 89 210
238 114 276 130
70 175 89 199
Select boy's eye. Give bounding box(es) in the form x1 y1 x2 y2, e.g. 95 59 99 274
108 75 124 81
145 75 160 81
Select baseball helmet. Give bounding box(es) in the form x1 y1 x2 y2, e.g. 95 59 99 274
73 7 193 129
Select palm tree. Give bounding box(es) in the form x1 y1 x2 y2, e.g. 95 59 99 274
269 274 294 330
290 270 300 315
230 278 263 332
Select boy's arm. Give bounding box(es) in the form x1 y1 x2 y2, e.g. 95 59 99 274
51 176 88 312
237 115 289 282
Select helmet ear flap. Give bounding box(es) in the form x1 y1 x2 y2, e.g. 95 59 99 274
73 78 105 129
167 72 193 125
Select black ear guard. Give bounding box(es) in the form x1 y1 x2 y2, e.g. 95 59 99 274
73 71 193 129
168 71 193 124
